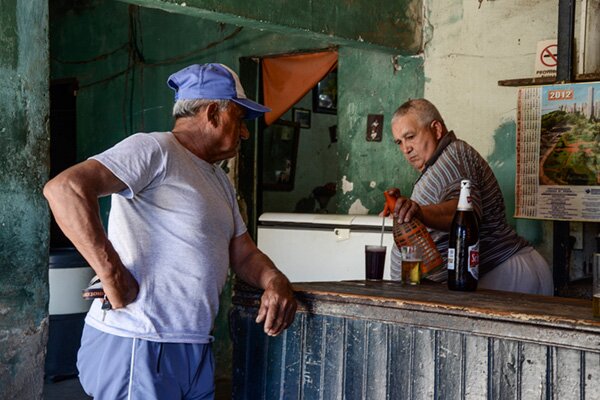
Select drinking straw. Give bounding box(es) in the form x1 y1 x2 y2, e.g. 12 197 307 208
380 215 386 246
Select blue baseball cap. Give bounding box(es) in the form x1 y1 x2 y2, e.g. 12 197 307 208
167 63 270 120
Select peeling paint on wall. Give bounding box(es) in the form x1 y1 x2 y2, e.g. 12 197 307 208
349 198 369 214
337 47 423 214
342 175 354 194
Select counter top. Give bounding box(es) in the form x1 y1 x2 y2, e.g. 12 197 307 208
233 279 600 352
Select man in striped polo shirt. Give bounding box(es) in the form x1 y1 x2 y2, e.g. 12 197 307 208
388 98 553 295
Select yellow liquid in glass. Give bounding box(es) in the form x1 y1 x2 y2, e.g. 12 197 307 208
402 260 421 285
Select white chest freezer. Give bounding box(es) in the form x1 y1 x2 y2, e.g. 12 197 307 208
257 213 394 282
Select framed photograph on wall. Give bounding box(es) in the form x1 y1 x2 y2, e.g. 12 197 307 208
312 69 337 114
262 120 300 191
292 108 311 129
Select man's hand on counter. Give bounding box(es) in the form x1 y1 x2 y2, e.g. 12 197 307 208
255 274 297 336
229 232 297 336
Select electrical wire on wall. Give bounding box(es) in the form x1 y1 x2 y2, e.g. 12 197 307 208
52 5 244 136
125 6 143 134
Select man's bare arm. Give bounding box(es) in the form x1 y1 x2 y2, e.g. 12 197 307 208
43 159 139 308
393 196 458 232
229 232 297 336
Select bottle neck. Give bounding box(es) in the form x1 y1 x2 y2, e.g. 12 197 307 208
457 187 473 211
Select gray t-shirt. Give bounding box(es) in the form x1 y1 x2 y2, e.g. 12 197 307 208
85 132 246 343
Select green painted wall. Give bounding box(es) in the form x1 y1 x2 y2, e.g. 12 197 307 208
122 0 423 53
337 48 424 214
51 0 426 220
50 0 331 219
0 0 49 397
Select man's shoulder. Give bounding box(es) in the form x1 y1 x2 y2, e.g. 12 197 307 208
447 136 474 151
132 131 170 143
92 132 172 165
444 137 484 160
114 131 168 145
122 131 175 152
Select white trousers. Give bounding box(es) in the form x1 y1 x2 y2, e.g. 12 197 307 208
391 245 554 296
479 246 554 296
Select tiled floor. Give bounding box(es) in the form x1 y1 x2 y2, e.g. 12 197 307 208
43 377 232 399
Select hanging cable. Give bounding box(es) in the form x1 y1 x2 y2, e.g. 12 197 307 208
56 5 245 135
51 43 128 64
143 26 243 66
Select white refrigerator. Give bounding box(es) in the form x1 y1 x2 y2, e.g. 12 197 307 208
257 213 395 282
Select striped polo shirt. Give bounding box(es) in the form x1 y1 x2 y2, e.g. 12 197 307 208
412 131 529 282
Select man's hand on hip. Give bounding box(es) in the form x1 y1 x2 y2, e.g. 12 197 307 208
99 265 140 309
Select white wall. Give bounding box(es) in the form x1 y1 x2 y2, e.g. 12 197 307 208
422 0 560 260
423 0 558 157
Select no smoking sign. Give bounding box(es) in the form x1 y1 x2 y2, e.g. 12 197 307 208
540 44 558 67
535 39 557 76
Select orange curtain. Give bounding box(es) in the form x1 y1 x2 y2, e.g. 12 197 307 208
262 51 338 125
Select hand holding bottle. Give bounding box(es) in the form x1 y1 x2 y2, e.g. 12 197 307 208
383 188 424 223
382 188 444 278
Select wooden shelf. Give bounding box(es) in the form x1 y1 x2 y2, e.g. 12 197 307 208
498 76 556 87
575 72 600 82
498 72 600 87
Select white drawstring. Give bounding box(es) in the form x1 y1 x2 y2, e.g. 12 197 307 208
127 338 137 400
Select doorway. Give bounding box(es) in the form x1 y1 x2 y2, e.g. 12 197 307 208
238 52 339 236
49 79 78 249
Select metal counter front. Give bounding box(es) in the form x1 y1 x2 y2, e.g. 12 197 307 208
230 280 600 400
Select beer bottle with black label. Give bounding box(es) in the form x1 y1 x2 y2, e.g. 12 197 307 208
447 180 479 291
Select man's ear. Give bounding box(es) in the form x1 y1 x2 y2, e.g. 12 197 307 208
431 120 444 140
206 103 220 127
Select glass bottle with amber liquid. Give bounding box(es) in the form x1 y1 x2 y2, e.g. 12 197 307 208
447 180 479 291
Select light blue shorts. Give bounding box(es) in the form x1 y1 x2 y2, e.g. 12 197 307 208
77 324 215 400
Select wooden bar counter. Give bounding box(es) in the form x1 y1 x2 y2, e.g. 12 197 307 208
230 280 600 399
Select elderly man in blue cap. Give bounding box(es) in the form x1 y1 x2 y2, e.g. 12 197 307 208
44 63 297 400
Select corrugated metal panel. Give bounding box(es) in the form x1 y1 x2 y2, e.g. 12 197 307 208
231 307 600 399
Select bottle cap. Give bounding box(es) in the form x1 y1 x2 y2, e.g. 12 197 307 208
457 179 473 211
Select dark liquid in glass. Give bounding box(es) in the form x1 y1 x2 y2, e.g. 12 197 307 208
365 247 386 280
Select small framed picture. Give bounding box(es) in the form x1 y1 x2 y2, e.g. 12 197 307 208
262 120 300 191
366 114 384 142
292 108 311 129
312 70 337 114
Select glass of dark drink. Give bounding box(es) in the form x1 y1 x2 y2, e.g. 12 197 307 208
365 245 386 280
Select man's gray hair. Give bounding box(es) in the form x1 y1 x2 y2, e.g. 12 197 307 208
172 99 231 119
391 98 446 129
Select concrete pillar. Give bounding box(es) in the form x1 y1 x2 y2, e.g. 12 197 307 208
0 1 50 398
